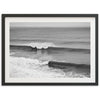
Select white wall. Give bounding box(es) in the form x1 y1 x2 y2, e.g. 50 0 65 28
0 0 99 100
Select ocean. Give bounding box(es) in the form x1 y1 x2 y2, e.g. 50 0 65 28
10 27 90 78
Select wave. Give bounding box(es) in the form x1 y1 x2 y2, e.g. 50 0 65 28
48 61 90 69
11 42 55 49
10 56 90 78
10 56 66 78
28 42 55 49
48 61 90 77
10 44 90 53
11 56 48 66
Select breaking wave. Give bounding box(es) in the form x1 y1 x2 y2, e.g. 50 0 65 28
29 42 55 49
10 56 90 78
10 56 66 78
10 42 90 53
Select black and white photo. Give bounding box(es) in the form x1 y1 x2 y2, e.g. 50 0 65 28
2 14 98 85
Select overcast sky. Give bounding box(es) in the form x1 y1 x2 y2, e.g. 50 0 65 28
10 22 90 28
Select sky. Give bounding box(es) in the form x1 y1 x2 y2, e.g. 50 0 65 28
10 22 90 28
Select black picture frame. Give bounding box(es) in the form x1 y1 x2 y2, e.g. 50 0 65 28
1 14 98 86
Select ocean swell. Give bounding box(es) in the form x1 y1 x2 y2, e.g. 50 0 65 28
10 56 90 78
10 44 90 53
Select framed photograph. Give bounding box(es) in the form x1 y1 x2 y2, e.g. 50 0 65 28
2 14 98 85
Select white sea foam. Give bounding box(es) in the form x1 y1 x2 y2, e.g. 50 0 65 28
28 42 55 49
10 56 88 78
12 42 57 49
10 56 66 78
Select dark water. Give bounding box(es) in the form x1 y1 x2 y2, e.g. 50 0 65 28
10 27 90 78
